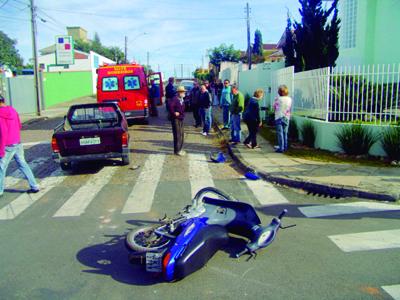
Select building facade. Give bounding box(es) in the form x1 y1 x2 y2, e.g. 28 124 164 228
336 0 400 66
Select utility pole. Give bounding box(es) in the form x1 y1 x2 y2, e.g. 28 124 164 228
30 0 41 116
181 64 183 79
124 36 128 63
245 2 252 70
146 51 150 75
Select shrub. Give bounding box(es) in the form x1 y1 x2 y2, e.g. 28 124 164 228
289 119 299 142
301 121 316 148
381 126 400 161
336 125 377 155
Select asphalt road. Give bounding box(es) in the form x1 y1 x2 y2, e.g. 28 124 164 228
0 107 399 300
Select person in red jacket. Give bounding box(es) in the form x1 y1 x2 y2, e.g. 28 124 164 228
168 86 186 156
0 95 39 197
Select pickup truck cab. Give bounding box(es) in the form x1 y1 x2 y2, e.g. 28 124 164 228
51 103 130 170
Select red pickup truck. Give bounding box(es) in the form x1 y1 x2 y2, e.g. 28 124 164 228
51 103 130 170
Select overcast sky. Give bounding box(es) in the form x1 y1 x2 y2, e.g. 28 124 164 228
0 0 309 77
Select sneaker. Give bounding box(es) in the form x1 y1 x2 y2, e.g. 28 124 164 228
253 145 261 149
175 150 186 156
202 132 208 136
27 188 40 193
275 149 283 153
245 143 252 149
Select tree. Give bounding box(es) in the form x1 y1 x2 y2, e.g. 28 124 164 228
0 31 24 69
252 29 263 56
193 68 210 81
74 34 124 64
209 44 241 73
284 0 340 72
282 15 296 68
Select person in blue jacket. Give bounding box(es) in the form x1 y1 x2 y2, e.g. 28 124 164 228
220 79 232 129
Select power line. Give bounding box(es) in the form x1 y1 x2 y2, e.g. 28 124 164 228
0 0 10 9
0 14 30 21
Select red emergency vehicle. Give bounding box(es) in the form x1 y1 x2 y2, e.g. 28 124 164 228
96 64 163 123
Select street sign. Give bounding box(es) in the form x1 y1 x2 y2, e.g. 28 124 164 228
55 35 74 65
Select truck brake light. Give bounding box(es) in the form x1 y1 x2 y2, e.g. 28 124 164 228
51 137 60 153
144 99 148 107
122 132 129 147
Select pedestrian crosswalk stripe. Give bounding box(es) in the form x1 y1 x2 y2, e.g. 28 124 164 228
0 168 67 220
328 229 400 252
5 157 48 187
382 284 400 300
299 201 400 218
22 141 50 147
244 179 288 206
121 154 166 214
188 153 214 199
53 166 119 217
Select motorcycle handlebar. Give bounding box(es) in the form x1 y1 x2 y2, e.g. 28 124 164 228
278 209 288 220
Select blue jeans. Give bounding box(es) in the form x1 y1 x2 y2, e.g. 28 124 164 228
275 118 289 151
0 144 38 195
230 113 242 142
200 107 212 133
222 105 230 128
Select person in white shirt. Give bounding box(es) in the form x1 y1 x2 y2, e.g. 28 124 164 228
273 85 292 153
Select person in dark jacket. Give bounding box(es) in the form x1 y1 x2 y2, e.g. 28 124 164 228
199 84 212 136
243 89 264 149
165 77 176 115
190 81 201 127
148 79 159 117
168 86 186 156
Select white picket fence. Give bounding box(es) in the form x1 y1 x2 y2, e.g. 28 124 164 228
270 63 400 125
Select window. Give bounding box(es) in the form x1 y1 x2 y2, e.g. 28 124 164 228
341 0 357 49
124 76 140 90
102 77 118 92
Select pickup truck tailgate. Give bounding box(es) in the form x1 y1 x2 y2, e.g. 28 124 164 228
54 127 124 156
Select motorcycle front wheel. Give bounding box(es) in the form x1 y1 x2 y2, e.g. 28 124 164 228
126 226 172 252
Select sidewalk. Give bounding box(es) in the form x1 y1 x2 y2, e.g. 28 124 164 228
213 108 400 202
20 96 96 125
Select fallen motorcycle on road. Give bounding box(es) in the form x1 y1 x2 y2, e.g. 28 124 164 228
125 187 292 282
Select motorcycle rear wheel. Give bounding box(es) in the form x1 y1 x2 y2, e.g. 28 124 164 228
126 226 171 252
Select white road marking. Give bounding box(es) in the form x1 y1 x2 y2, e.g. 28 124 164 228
121 154 166 214
22 141 50 147
299 202 400 218
188 153 214 199
5 157 48 186
382 284 400 300
0 169 67 220
244 179 288 206
53 166 119 217
329 229 400 252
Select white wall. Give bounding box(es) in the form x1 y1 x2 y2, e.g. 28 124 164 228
89 51 115 94
39 52 92 72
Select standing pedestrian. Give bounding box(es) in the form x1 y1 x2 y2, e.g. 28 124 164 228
190 81 201 128
148 79 159 117
165 77 176 117
243 89 264 149
214 79 223 106
220 79 232 129
0 95 39 197
199 84 212 136
229 85 244 144
273 85 292 153
168 86 186 156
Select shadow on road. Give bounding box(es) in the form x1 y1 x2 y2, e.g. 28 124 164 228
76 234 164 286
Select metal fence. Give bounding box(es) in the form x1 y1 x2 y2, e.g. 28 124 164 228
270 63 400 125
329 64 400 125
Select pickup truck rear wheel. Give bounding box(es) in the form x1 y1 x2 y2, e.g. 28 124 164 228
122 154 130 165
60 162 71 171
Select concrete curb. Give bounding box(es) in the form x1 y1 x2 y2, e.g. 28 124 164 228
213 119 398 202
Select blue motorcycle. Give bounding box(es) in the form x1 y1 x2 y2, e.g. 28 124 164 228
125 187 289 282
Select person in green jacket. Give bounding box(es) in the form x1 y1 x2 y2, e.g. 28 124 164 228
229 85 244 144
